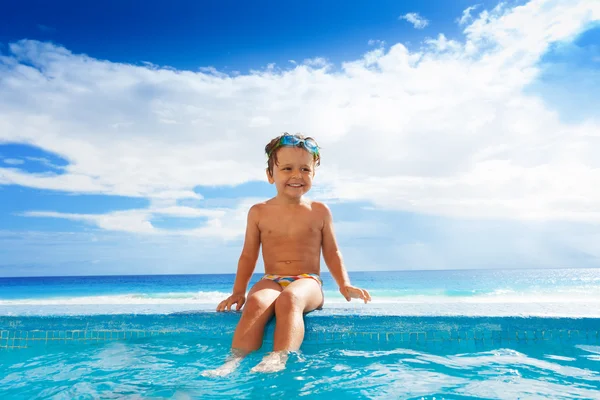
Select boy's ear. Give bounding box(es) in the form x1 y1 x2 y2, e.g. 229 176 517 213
266 168 274 184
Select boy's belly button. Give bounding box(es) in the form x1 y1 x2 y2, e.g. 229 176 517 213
277 259 302 264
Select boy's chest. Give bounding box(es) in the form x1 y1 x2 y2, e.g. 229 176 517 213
259 214 322 239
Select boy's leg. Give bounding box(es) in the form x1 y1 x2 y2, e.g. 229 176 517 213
272 278 323 351
231 279 282 354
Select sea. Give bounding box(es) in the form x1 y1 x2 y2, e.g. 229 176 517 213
1 268 599 399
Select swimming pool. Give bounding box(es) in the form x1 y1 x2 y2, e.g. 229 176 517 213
2 313 599 399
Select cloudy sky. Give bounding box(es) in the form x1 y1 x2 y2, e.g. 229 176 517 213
1 0 599 277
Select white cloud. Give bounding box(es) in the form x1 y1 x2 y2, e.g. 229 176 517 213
23 210 157 234
425 34 462 52
457 5 481 26
24 156 65 170
2 158 24 165
399 12 430 29
0 229 246 275
302 57 330 68
248 116 271 128
368 39 385 47
20 198 258 239
1 0 600 238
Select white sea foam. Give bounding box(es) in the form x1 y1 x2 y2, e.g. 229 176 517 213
1 289 600 317
0 291 230 306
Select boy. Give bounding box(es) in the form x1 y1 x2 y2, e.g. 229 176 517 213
212 133 371 374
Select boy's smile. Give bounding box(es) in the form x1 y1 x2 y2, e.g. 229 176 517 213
267 147 315 202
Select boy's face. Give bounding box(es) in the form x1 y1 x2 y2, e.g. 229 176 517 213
267 147 315 199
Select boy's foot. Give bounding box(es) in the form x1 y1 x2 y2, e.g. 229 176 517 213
201 355 243 378
250 351 289 373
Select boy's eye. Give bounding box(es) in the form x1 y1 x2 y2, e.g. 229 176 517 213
280 167 311 172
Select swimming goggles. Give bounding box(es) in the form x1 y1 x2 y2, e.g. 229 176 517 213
268 134 320 157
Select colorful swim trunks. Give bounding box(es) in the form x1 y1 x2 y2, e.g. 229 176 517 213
261 273 322 288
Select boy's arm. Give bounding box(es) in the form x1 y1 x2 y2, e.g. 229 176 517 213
320 202 371 303
232 204 262 295
217 205 262 311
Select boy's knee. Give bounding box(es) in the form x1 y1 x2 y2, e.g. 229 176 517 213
244 295 273 315
275 291 303 313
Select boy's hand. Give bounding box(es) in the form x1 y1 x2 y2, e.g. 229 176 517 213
340 285 372 304
216 293 246 312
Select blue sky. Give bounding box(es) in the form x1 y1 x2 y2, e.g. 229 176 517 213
1 0 497 71
1 0 599 277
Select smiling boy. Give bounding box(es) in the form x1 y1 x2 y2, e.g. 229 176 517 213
212 133 371 374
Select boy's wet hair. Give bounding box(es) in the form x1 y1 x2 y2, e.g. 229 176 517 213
265 132 321 177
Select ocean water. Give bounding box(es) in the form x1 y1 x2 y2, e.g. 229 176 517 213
2 268 600 317
1 268 600 399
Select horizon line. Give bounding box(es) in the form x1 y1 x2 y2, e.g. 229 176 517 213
0 265 596 279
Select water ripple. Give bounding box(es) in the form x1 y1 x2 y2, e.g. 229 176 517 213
1 337 600 399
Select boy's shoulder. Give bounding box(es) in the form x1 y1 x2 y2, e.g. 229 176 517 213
309 201 333 221
248 201 269 214
308 200 330 213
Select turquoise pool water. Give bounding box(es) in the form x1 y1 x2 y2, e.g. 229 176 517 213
1 314 599 399
2 270 600 398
